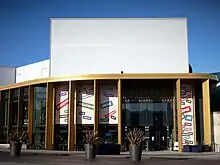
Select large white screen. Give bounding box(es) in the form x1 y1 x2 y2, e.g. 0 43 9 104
50 18 188 76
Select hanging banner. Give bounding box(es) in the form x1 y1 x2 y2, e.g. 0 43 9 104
99 85 118 124
213 112 220 146
181 84 195 145
76 84 94 124
55 85 69 124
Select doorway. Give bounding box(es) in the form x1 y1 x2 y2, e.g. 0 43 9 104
148 107 168 151
122 102 171 151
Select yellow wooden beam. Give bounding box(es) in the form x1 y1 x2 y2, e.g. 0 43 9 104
0 73 217 91
117 79 122 145
202 79 211 145
51 86 55 147
176 79 182 152
94 80 99 133
172 95 176 143
45 83 54 150
68 81 76 151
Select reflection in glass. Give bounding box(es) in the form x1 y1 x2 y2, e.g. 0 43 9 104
33 86 46 148
22 101 28 126
0 91 9 143
34 87 46 125
99 124 118 144
22 87 29 126
12 89 19 126
123 102 169 127
76 125 94 151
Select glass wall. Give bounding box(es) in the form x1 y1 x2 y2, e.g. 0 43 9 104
11 88 19 127
98 82 118 144
54 83 69 151
0 90 9 143
21 87 29 127
122 102 172 127
121 80 174 151
33 85 46 149
76 81 94 151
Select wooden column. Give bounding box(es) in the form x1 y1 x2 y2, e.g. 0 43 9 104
94 80 99 133
45 83 54 150
202 79 211 145
18 88 24 125
68 81 77 151
176 79 182 152
28 85 34 146
172 96 176 143
192 83 197 144
117 79 122 145
172 80 177 143
51 86 56 146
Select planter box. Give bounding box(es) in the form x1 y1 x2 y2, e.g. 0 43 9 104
84 144 96 160
202 145 212 152
183 145 191 152
96 144 120 155
191 145 202 152
130 145 142 162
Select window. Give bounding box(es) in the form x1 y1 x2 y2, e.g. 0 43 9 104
33 86 46 147
12 89 19 126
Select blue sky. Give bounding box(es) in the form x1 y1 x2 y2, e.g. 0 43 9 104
0 0 219 73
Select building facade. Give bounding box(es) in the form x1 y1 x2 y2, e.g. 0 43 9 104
0 74 217 151
0 18 218 152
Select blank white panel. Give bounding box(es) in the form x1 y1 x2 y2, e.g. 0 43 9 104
16 60 50 83
51 18 188 76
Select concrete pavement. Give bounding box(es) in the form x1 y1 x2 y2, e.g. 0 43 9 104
0 149 220 164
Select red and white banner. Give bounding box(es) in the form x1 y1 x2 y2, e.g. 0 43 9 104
55 85 69 124
99 85 118 124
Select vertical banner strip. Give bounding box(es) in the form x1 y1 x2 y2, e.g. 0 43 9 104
181 84 195 145
76 83 94 125
99 84 118 124
55 85 69 125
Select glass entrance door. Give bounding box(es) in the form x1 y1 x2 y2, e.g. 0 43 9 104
122 102 172 151
148 125 167 151
147 104 169 151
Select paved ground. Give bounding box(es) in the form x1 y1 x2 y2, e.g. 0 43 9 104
0 152 220 165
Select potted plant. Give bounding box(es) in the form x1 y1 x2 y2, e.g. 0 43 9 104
126 128 146 162
83 131 100 160
8 126 28 157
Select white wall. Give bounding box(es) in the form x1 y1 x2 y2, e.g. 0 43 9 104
0 66 16 86
16 59 50 83
50 18 189 76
